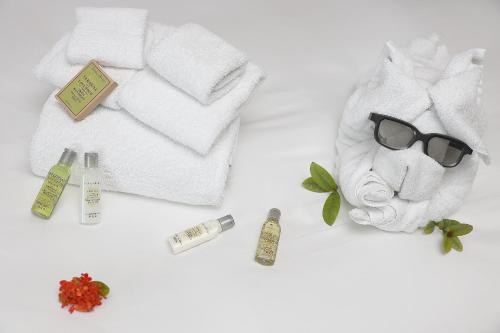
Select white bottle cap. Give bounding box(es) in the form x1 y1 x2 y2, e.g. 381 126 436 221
84 152 99 168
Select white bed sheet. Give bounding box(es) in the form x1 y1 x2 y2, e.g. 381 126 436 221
1 0 500 332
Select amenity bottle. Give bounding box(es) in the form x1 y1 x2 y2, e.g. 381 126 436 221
168 215 235 254
32 148 76 219
81 152 102 225
255 208 281 266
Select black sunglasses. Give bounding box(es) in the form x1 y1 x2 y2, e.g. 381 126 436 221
369 113 472 167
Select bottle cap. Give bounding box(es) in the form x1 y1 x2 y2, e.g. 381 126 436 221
218 215 235 232
84 152 99 168
267 208 281 221
58 148 77 166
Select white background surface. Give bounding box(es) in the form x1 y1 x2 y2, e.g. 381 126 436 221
1 0 500 332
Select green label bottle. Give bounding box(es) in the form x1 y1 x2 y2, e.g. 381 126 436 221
32 148 76 219
255 208 282 266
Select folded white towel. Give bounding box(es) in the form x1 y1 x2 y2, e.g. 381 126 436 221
147 23 248 105
118 64 264 155
34 23 175 110
30 92 239 205
336 35 488 233
67 7 148 69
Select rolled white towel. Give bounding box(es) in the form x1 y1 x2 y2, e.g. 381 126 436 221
147 23 248 105
355 171 394 207
30 92 239 205
336 138 394 208
66 7 148 69
350 199 428 233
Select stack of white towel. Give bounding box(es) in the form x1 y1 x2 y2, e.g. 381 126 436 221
31 7 265 205
335 35 488 232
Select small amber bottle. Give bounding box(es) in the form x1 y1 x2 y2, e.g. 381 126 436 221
255 208 281 266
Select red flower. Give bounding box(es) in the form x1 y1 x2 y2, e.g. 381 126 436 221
59 273 109 313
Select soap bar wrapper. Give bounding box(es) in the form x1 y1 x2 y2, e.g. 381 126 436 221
56 60 117 121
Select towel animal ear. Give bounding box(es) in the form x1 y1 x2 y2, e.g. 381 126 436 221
429 48 489 164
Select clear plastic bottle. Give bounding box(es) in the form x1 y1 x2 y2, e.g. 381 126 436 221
32 148 76 219
168 215 235 254
255 208 281 266
81 152 101 225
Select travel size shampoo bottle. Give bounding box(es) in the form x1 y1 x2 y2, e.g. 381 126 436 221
81 152 102 225
168 215 235 254
32 148 76 219
255 208 281 266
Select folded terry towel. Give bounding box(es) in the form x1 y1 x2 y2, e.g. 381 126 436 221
67 7 148 69
147 23 248 105
119 63 264 155
30 92 239 205
336 35 487 233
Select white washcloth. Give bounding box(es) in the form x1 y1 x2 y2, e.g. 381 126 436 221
67 7 148 69
147 23 248 105
34 23 175 110
336 35 488 233
118 63 264 155
30 92 239 205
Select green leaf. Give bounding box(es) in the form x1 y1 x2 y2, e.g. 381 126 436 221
423 221 435 234
442 236 452 254
322 191 341 226
440 219 460 230
302 177 329 193
310 162 337 192
448 224 473 237
450 236 463 252
443 219 460 226
93 281 110 297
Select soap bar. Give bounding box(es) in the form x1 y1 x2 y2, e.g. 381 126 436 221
56 60 117 121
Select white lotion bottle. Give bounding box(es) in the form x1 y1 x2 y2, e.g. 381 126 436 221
168 215 235 254
81 152 102 225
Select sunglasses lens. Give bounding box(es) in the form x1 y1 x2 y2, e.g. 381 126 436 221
427 136 464 167
377 119 415 149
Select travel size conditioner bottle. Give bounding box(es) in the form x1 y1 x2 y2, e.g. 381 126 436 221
81 152 102 225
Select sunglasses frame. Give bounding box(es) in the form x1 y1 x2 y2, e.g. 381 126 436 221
369 113 473 168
